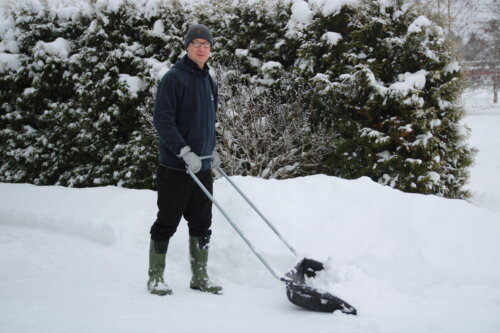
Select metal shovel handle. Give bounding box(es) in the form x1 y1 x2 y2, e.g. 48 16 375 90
196 155 298 257
215 167 298 257
186 167 282 280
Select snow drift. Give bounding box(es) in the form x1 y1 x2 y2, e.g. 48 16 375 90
1 170 499 332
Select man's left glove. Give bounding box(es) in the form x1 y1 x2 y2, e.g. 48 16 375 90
212 150 221 169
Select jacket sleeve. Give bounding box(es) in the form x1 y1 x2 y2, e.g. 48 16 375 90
153 72 187 156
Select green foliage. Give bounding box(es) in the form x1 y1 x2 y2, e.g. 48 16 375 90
1 3 159 188
0 0 474 198
300 0 474 198
0 9 87 184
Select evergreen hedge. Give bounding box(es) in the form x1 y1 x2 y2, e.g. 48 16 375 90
0 0 474 198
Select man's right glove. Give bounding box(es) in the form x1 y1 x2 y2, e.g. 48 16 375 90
178 146 202 173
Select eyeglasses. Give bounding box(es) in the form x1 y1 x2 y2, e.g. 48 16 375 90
190 41 211 48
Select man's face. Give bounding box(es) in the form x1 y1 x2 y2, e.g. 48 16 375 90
186 38 211 69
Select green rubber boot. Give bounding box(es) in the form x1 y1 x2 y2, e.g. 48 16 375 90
189 236 223 294
147 240 173 296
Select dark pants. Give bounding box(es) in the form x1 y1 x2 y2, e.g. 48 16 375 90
150 166 213 242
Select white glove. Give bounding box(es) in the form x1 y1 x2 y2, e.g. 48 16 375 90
178 146 202 173
212 150 221 169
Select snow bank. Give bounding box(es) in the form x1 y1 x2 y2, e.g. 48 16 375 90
1 174 499 287
1 158 500 332
0 183 154 246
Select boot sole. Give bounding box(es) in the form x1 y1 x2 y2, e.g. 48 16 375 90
190 286 223 295
149 288 173 296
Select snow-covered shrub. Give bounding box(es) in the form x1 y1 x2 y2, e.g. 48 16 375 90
0 8 89 184
57 5 157 188
207 0 297 74
294 0 475 198
214 63 330 178
0 3 160 189
0 0 475 198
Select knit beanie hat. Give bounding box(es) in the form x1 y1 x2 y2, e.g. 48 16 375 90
184 24 214 49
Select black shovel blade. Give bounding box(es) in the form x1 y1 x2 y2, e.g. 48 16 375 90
281 258 357 315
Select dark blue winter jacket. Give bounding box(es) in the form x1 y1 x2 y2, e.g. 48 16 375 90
153 55 217 171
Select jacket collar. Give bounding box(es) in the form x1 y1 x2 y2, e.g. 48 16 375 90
179 54 210 76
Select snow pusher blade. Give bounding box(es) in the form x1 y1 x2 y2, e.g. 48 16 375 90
281 258 357 314
187 162 357 314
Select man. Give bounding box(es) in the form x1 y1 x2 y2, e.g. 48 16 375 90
147 24 222 296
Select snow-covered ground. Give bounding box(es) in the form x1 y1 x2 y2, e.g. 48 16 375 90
463 89 500 213
1 88 499 333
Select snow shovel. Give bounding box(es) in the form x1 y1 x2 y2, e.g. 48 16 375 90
187 163 357 315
